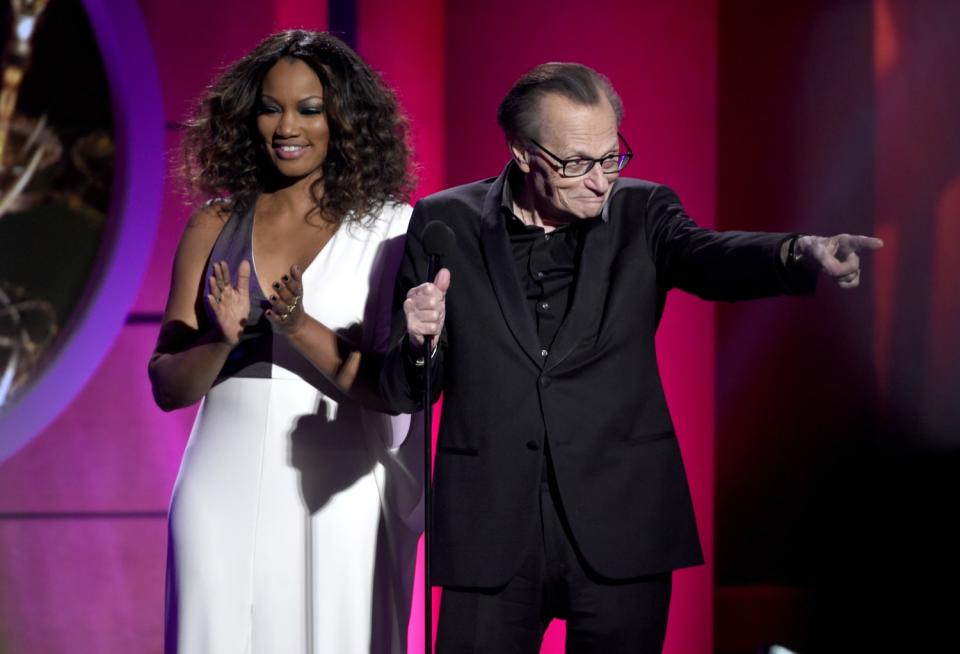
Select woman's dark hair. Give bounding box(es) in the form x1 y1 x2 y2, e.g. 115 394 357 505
497 62 623 142
181 30 415 225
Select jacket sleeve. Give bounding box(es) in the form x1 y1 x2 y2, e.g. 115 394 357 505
379 200 446 413
645 184 818 301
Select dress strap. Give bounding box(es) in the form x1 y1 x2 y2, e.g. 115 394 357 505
206 200 274 382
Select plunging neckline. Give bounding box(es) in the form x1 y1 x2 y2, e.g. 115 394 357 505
248 204 339 300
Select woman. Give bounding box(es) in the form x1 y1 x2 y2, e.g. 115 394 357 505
149 31 421 653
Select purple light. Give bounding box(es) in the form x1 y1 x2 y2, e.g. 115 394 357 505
0 0 164 461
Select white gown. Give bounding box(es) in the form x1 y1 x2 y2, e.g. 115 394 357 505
165 202 422 654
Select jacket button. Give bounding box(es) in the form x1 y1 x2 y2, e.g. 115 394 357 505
540 376 551 388
526 440 540 451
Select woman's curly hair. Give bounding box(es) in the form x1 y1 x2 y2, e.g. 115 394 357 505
181 30 416 225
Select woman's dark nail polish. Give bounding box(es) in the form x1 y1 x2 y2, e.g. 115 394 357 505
272 282 280 289
282 275 289 282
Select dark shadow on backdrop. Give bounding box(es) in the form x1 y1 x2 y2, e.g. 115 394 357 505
715 1 960 651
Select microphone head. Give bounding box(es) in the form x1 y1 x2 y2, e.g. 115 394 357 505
422 220 456 257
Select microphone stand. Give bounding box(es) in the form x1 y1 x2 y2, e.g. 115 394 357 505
422 253 439 654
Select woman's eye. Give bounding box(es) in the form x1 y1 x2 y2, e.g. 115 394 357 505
300 105 324 115
258 104 280 115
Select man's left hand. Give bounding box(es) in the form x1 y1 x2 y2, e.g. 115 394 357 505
794 234 884 289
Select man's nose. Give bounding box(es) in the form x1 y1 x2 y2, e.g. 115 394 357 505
583 164 610 194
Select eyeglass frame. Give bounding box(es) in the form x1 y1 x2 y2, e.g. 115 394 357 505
526 132 634 178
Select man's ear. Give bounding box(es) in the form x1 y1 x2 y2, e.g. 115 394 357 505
509 138 532 174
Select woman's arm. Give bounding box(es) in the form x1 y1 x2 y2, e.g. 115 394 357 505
147 204 246 411
263 264 390 412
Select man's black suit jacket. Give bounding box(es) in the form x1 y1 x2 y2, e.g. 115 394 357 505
381 163 816 588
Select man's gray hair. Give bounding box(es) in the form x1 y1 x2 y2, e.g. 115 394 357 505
496 62 624 141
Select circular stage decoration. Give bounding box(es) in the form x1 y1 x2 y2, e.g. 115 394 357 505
0 0 164 462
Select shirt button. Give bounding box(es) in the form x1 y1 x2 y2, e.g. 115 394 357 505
544 234 551 241
540 348 549 358
540 302 550 310
537 271 544 279
526 440 540 451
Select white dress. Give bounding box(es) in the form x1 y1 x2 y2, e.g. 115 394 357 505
165 202 422 654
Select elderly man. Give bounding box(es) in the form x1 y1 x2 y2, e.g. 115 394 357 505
381 63 881 653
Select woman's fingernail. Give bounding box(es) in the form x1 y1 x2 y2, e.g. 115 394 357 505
270 295 278 301
272 282 280 289
282 274 289 282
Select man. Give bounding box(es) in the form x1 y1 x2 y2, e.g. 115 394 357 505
381 63 881 652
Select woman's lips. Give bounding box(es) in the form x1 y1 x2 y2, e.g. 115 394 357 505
274 144 309 160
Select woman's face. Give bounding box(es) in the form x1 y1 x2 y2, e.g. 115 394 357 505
257 57 330 180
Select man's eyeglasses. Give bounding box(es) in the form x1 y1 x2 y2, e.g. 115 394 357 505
528 133 633 178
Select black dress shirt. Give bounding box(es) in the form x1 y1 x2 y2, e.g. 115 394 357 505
501 175 601 360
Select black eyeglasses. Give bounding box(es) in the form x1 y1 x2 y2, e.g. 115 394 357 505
528 133 633 178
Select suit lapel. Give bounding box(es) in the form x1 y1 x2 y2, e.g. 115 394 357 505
479 165 545 369
546 198 615 372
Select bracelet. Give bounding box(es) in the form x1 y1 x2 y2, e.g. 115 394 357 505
786 235 804 267
412 343 440 367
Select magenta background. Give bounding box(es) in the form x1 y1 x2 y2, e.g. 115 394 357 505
2 0 958 652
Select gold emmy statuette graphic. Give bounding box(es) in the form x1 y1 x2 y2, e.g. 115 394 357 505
0 0 58 409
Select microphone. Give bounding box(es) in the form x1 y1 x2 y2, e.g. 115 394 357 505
422 220 456 282
420 220 454 364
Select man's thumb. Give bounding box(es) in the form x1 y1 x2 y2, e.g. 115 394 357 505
434 267 451 293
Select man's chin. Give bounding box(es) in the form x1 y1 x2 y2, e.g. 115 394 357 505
574 202 606 219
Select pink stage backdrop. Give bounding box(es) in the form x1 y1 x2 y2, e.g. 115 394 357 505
0 1 719 652
14 1 959 652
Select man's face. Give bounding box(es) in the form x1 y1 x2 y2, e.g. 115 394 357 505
513 93 620 223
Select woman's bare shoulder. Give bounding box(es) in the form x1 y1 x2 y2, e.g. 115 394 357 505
186 199 233 231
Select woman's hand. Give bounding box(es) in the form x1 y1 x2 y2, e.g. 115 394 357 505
207 260 251 346
265 263 305 336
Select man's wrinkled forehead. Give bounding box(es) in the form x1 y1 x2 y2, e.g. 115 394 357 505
531 93 618 147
